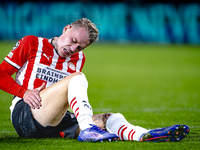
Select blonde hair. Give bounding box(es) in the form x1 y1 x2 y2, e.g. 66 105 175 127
71 18 99 44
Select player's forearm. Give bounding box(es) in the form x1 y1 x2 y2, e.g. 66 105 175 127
0 70 27 98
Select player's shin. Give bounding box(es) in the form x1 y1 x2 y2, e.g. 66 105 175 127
68 74 95 130
106 113 148 141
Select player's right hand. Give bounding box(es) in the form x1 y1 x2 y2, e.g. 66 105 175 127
23 83 45 109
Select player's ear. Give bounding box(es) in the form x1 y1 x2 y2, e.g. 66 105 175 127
63 25 72 34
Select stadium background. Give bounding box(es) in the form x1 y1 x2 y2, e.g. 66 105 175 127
0 0 200 44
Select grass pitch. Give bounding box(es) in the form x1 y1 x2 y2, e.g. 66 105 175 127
0 42 200 149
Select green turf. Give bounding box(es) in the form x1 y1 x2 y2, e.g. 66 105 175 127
0 42 200 149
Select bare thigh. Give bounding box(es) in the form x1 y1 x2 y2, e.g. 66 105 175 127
31 72 82 127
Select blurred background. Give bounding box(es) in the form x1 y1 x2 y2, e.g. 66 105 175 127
0 0 200 44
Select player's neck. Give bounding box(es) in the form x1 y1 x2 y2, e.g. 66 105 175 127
51 36 58 51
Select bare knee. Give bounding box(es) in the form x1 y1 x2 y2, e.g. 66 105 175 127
71 72 83 76
65 72 83 82
58 72 83 89
92 113 114 130
67 72 85 84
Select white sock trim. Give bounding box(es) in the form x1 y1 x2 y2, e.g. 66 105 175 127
106 113 148 141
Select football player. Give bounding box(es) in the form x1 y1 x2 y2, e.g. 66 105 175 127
0 18 189 142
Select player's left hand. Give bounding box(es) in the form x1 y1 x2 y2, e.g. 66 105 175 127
23 83 45 109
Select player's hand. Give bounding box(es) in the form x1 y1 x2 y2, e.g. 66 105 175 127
23 83 46 109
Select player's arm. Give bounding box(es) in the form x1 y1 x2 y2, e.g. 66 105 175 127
0 61 45 109
0 36 44 109
0 60 27 97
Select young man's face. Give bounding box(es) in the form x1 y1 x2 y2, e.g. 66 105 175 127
57 25 90 58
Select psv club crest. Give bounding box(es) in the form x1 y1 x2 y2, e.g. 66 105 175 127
68 62 76 71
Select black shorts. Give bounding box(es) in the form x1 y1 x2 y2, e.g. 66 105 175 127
11 99 79 138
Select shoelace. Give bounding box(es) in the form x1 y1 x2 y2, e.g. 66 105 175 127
90 124 107 134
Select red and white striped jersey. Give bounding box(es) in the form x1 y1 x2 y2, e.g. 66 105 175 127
5 35 85 90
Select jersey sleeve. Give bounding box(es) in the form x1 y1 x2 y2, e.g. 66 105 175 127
0 60 27 98
4 36 31 69
0 36 32 98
